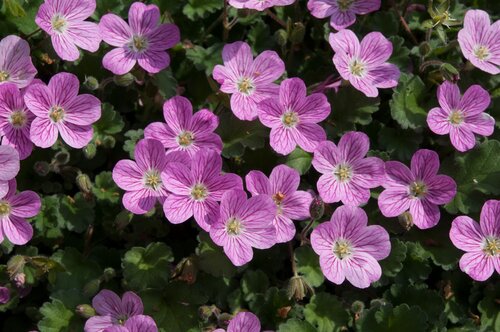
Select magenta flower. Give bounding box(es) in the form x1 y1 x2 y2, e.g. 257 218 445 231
246 165 312 243
0 35 37 88
162 150 243 231
0 145 20 198
209 189 276 266
308 0 381 30
257 78 330 155
378 149 456 229
427 81 494 152
450 200 499 281
213 42 285 121
0 83 35 159
103 315 158 332
84 289 144 332
312 132 385 206
458 9 499 75
112 139 172 215
229 0 295 10
0 179 41 246
214 312 261 332
0 286 9 304
329 30 400 97
24 72 101 149
35 0 101 61
99 2 180 75
144 96 222 158
311 205 390 288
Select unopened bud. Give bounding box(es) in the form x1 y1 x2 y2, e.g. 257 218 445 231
76 304 96 318
398 211 413 231
286 276 314 301
440 63 460 83
54 150 70 165
113 73 135 87
13 273 26 288
83 278 101 297
369 298 386 309
418 42 431 57
102 268 116 282
308 191 324 221
115 210 133 230
76 173 93 194
351 300 365 314
274 29 288 47
217 313 233 329
198 305 219 321
34 161 50 176
289 22 305 44
84 143 97 159
7 255 26 277
173 257 198 284
0 286 10 304
102 136 116 149
83 76 99 91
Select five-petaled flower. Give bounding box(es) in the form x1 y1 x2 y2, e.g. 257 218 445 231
312 131 385 206
99 2 180 75
162 150 243 231
0 35 37 89
209 189 276 266
214 311 262 332
329 29 400 97
24 72 102 149
458 9 499 75
246 164 312 243
427 81 494 152
213 41 285 121
450 199 500 281
144 96 222 158
257 77 330 155
378 149 456 229
228 0 296 11
311 205 391 288
308 0 381 30
35 0 101 61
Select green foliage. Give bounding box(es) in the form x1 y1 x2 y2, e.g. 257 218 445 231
304 293 349 332
295 246 324 287
390 73 429 129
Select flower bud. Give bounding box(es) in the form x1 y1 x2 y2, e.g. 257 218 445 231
102 136 116 149
440 63 460 83
7 255 26 277
114 73 135 87
54 150 70 165
217 313 233 329
351 300 365 314
173 257 198 284
398 211 413 231
308 191 324 221
34 161 50 176
0 286 10 304
76 173 93 194
115 210 133 230
102 267 116 282
83 76 99 91
76 304 96 318
289 22 305 44
274 29 288 47
286 276 314 301
13 272 26 288
198 305 219 321
84 143 97 159
83 278 101 298
418 42 431 57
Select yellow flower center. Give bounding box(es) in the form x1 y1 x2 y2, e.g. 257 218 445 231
272 192 286 205
334 164 352 182
49 105 65 123
9 110 27 128
0 201 11 216
144 169 162 190
51 14 67 33
474 45 490 61
177 131 194 147
337 0 354 11
482 237 499 257
226 217 243 235
237 77 255 95
282 111 299 128
409 181 427 199
333 239 352 259
448 110 464 125
349 59 366 77
0 71 9 82
131 35 148 52
191 183 208 201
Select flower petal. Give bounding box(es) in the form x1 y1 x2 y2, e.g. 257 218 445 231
409 199 440 229
146 23 180 51
251 50 285 84
427 107 452 135
282 191 312 220
121 291 144 317
343 252 382 288
134 139 167 172
122 189 157 215
92 289 122 316
0 145 19 181
10 191 41 218
1 215 33 245
360 32 393 65
163 194 194 224
329 30 359 55
58 122 93 149
269 164 299 196
479 199 500 237
129 2 160 35
30 117 58 149
378 187 411 217
294 123 326 153
449 125 476 152
113 160 144 191
137 50 170 74
410 149 440 181
99 14 132 47
351 225 390 260
312 140 339 174
64 94 101 125
459 251 494 281
103 48 136 75
426 175 456 205
338 131 369 162
450 216 483 252
269 126 297 155
437 81 460 111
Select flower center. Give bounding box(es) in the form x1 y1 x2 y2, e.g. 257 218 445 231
0 71 9 82
334 164 352 182
482 236 499 257
272 192 285 205
409 181 427 199
177 131 194 147
448 110 464 125
9 110 27 128
237 77 255 95
337 0 354 11
281 111 299 128
0 201 11 216
474 45 490 61
333 239 352 259
226 217 243 235
144 169 162 191
49 105 65 123
191 183 208 201
349 59 366 77
130 35 148 53
51 14 68 33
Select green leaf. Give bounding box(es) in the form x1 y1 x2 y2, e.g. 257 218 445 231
389 36 411 70
186 44 224 76
389 73 428 129
378 126 422 162
152 68 178 99
4 0 26 17
182 0 223 20
478 283 500 331
395 242 432 284
195 232 237 278
94 103 125 138
241 270 269 302
295 246 324 287
218 113 268 158
252 287 292 327
122 242 174 290
286 148 312 175
60 193 95 233
33 195 65 239
123 129 144 158
278 319 317 332
304 293 349 332
379 239 407 277
38 299 76 332
92 171 120 203
357 304 428 332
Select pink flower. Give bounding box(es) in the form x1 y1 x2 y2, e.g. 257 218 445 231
103 315 158 332
458 9 499 75
209 189 276 266
0 286 10 304
427 81 494 152
308 0 381 30
0 179 41 246
312 132 385 206
246 165 312 243
311 205 390 288
99 2 180 75
144 96 222 158
162 150 243 231
84 289 144 332
112 139 175 215
378 149 456 229
0 83 35 159
258 78 330 155
213 42 285 121
0 145 20 198
214 312 261 332
35 0 101 61
229 0 295 11
450 200 499 281
329 29 400 97
0 35 37 88
24 72 101 149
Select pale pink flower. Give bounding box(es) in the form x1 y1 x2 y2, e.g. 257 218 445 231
0 35 37 89
229 0 295 11
308 0 381 30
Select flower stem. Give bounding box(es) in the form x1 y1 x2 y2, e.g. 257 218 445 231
300 219 315 246
265 9 287 28
288 242 298 277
